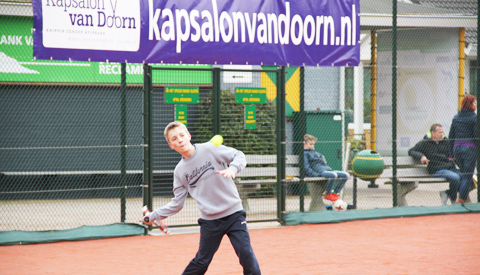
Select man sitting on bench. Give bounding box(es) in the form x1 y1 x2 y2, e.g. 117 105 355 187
408 124 460 205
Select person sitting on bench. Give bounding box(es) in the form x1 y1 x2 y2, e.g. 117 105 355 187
304 134 349 202
408 124 460 205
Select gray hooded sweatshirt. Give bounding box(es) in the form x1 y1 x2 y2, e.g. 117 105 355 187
149 142 246 221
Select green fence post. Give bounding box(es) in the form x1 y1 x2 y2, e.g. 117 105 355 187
392 0 398 207
277 67 286 221
142 64 154 215
299 67 306 212
142 64 150 233
120 63 127 222
477 0 480 203
147 65 154 213
213 68 221 135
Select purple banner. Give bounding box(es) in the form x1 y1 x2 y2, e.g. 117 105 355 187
33 0 360 66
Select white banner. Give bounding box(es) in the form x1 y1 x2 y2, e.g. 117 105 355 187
41 0 141 52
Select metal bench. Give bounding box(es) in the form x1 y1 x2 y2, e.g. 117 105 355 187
235 155 330 213
379 156 475 206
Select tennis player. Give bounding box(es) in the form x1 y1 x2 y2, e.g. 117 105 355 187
144 121 261 275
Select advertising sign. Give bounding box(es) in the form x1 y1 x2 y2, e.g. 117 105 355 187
245 104 256 130
235 87 267 104
32 0 360 67
0 16 211 83
175 104 188 126
165 86 200 104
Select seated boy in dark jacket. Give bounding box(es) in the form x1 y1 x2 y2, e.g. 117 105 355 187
304 134 349 201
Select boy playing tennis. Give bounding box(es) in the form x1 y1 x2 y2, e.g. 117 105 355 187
143 121 261 275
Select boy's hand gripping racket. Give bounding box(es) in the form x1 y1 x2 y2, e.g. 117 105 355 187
142 206 170 235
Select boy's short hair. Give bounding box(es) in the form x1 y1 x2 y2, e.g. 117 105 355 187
304 134 317 143
430 123 442 133
164 121 189 143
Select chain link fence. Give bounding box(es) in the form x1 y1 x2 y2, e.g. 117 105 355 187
148 67 280 226
1 11 146 231
1 1 479 234
0 84 145 231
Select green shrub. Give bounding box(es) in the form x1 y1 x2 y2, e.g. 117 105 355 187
194 90 277 154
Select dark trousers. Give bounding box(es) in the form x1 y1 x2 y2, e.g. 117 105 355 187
182 210 261 275
454 145 477 201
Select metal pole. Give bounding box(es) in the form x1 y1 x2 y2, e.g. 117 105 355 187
352 149 359 209
477 0 480 202
370 31 377 151
213 68 221 135
459 28 466 111
281 67 286 215
142 64 153 213
299 67 305 212
353 63 364 139
277 67 286 221
120 63 127 222
392 0 398 207
147 65 154 213
141 64 151 233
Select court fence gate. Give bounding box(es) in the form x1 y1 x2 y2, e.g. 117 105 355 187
142 65 288 227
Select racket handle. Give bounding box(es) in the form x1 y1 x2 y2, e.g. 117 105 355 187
143 206 170 235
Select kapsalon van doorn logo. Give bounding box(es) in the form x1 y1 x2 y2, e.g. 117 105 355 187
41 0 140 52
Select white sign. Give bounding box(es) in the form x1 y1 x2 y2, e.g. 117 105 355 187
41 0 140 52
376 29 458 155
223 65 253 84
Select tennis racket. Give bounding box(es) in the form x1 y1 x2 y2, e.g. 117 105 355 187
142 206 170 235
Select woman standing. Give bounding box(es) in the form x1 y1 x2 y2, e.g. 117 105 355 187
449 94 477 203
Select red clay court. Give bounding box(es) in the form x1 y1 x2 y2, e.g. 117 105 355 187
1 213 479 275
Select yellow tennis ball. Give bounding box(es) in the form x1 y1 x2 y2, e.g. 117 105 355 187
210 135 223 146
